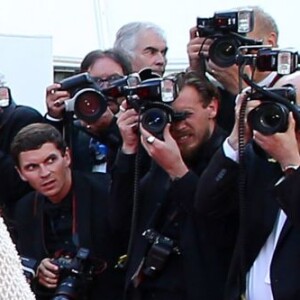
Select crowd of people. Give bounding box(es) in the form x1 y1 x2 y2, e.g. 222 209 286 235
1 4 300 300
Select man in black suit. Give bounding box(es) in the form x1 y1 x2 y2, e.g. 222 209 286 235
11 123 125 300
110 71 237 300
194 71 300 300
0 85 44 225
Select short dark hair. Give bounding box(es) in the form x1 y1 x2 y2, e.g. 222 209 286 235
80 48 132 75
172 71 220 107
11 123 67 167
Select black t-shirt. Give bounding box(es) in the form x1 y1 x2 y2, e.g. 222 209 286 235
43 191 76 257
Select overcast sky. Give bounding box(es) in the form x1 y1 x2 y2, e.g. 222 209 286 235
1 0 299 112
1 0 299 62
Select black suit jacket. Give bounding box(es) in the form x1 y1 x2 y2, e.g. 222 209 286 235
110 126 237 300
195 143 300 300
14 171 126 300
0 103 44 218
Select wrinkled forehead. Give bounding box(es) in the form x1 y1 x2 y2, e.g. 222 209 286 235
136 29 167 49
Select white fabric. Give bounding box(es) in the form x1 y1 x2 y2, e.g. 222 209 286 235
0 216 36 299
246 210 287 300
223 138 239 162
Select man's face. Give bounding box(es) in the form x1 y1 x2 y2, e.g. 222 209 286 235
132 29 168 76
88 56 125 82
170 85 217 162
17 142 72 203
88 56 126 114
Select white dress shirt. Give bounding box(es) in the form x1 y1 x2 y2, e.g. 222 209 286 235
223 139 287 300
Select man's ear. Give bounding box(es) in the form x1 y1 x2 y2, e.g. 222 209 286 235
266 31 278 47
15 166 27 182
207 97 219 119
64 147 72 167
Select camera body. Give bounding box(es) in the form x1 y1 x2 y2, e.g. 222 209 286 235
247 86 299 135
123 77 186 138
197 8 261 67
256 48 299 75
20 256 38 283
60 73 107 124
52 248 95 300
142 229 180 278
236 46 299 75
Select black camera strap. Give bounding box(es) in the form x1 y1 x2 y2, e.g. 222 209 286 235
237 69 283 294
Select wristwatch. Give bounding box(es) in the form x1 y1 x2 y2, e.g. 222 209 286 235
282 164 300 176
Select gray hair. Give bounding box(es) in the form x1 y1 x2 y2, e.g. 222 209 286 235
251 6 279 43
113 21 167 61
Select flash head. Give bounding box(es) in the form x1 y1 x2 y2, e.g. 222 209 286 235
236 46 299 75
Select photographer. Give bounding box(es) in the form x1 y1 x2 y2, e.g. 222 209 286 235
187 6 279 132
12 123 126 300
110 71 237 299
45 49 132 173
194 71 300 300
0 82 44 228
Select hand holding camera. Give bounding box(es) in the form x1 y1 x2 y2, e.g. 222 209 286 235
140 124 188 180
117 100 140 154
46 83 70 119
36 257 59 289
187 26 212 71
252 112 300 167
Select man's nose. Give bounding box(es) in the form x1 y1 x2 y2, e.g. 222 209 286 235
155 52 166 65
39 165 51 178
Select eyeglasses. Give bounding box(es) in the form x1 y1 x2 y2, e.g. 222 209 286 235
93 74 125 88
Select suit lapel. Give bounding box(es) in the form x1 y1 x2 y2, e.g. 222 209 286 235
276 215 292 248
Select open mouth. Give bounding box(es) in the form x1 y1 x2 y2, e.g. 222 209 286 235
41 179 56 189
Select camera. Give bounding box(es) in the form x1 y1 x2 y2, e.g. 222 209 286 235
256 48 299 75
101 72 141 99
141 229 180 278
197 8 262 67
236 46 300 75
59 73 108 124
20 256 38 283
51 248 100 300
247 86 300 135
124 77 187 138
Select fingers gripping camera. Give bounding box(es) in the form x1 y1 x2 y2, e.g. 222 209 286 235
51 248 107 300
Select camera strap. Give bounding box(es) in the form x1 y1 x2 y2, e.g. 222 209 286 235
268 73 283 88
